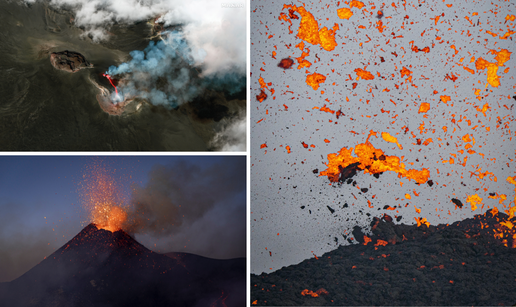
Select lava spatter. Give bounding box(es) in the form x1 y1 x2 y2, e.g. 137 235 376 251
80 161 129 233
282 4 338 51
320 141 430 185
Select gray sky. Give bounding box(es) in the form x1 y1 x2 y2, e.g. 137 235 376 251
251 0 515 274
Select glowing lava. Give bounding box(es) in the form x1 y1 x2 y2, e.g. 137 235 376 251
103 73 118 94
320 140 430 184
92 204 127 232
81 162 128 232
282 4 338 51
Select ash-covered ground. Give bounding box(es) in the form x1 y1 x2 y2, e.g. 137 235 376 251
251 210 516 306
0 0 246 151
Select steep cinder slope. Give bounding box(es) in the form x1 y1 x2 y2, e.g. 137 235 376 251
0 224 244 307
251 210 516 306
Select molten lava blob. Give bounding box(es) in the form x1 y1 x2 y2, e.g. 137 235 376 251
354 68 375 80
418 102 431 113
256 90 268 102
320 141 430 184
337 8 353 20
381 132 403 150
306 72 326 90
282 4 338 51
278 58 295 69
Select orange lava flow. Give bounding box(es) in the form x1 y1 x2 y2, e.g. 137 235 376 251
415 217 430 227
320 141 430 184
102 74 118 94
81 163 128 232
475 58 500 87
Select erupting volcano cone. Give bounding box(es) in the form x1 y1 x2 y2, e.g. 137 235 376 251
0 224 245 307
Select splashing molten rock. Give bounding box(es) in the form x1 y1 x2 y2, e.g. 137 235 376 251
92 204 128 232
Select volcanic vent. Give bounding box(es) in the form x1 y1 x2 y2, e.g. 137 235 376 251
0 224 245 307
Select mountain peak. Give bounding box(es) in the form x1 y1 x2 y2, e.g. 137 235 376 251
1 223 245 307
55 223 149 259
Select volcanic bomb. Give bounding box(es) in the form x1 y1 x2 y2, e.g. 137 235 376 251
0 224 245 307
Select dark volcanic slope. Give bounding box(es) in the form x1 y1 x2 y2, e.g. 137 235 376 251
251 210 516 306
0 224 244 307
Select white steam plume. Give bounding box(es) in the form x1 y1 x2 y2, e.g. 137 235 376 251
28 0 246 76
210 110 247 151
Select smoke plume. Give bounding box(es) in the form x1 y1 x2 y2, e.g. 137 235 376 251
105 31 245 108
123 157 246 258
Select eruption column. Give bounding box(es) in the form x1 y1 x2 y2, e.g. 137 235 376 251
102 73 118 94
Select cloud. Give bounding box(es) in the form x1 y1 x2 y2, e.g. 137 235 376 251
210 110 247 151
157 1 246 75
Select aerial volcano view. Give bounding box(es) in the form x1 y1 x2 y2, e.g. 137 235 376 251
0 156 246 306
251 0 515 305
0 0 246 151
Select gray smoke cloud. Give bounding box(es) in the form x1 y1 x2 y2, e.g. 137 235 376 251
124 157 246 258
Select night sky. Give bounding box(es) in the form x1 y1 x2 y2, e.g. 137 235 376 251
0 156 246 282
251 0 515 273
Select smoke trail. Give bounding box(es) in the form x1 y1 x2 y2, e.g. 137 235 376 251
122 157 246 256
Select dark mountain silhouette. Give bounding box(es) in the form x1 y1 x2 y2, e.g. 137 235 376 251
0 224 245 307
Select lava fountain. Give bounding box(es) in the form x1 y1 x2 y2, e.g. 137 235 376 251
80 162 128 232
